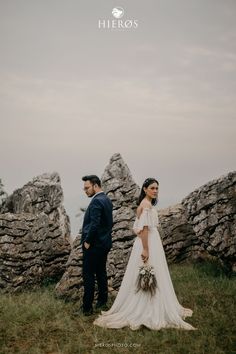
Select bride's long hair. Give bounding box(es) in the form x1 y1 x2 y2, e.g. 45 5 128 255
137 178 159 206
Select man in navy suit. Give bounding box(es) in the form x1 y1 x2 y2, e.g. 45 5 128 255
81 175 113 315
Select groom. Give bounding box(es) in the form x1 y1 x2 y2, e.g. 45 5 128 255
81 175 113 315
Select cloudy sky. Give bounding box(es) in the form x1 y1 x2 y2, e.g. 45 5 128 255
0 0 235 235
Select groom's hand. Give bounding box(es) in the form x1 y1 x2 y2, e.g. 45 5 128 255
84 241 90 249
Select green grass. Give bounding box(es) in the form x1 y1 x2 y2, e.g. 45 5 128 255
0 262 235 354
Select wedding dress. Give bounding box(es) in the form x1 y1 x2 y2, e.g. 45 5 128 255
93 207 196 331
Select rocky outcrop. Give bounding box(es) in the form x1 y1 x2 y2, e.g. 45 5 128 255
55 153 140 300
158 204 199 263
0 178 7 207
101 153 140 288
182 171 236 270
158 171 236 270
54 237 83 301
0 173 71 291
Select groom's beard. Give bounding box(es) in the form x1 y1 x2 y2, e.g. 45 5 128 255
88 187 96 197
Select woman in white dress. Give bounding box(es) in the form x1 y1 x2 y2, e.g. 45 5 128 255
93 178 196 331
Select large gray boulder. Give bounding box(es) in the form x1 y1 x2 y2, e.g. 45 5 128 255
182 171 236 270
0 173 71 291
158 204 198 263
101 153 140 288
158 171 236 270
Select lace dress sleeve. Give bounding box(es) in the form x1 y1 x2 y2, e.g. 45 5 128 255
133 208 157 234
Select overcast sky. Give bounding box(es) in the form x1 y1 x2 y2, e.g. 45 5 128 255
0 0 235 235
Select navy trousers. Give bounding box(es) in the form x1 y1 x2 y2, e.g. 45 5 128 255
82 247 109 311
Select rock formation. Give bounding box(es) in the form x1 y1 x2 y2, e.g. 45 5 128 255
182 171 236 270
156 172 236 271
0 178 7 207
157 204 198 263
0 173 71 291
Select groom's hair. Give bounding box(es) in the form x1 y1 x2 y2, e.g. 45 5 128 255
82 175 101 187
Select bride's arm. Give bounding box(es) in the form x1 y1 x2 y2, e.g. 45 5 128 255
139 226 149 262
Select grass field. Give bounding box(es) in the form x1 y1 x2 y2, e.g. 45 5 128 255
0 261 235 354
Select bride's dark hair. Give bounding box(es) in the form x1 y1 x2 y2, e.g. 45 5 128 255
137 178 159 206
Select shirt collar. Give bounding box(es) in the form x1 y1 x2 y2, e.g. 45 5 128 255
90 190 104 200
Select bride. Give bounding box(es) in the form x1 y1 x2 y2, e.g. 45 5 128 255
93 178 197 331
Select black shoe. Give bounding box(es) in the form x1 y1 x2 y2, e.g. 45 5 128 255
83 308 93 316
95 302 108 311
72 306 93 317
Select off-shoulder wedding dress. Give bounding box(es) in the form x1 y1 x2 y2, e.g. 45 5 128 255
93 207 196 331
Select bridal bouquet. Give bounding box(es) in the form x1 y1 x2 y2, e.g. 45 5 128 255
135 263 158 296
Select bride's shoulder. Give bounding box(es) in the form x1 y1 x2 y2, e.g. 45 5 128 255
136 200 152 218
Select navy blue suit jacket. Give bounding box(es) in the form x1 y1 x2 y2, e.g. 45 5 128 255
81 192 113 250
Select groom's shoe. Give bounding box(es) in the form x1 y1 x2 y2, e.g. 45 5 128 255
95 301 108 311
83 308 94 316
81 304 94 316
72 306 93 317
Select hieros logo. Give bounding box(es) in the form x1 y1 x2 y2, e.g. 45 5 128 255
112 7 124 19
98 7 138 30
